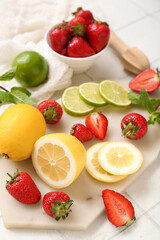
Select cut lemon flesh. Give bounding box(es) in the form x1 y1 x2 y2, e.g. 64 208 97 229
98 141 143 175
61 86 94 116
79 82 107 107
86 142 127 182
99 80 131 106
32 133 87 188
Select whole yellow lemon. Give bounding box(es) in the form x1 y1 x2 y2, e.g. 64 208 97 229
0 104 46 161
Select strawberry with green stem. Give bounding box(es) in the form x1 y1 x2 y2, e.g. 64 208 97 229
72 7 94 25
121 113 148 140
68 16 86 36
49 23 70 53
6 169 41 204
37 100 63 124
43 191 73 220
87 20 110 53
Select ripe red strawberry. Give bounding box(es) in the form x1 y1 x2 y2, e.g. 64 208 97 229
68 16 86 36
43 191 73 221
6 169 41 204
60 48 67 56
102 189 136 227
67 36 95 58
37 100 63 124
87 21 110 53
129 68 160 93
49 24 70 53
73 7 94 25
121 113 148 140
70 123 93 142
85 112 108 140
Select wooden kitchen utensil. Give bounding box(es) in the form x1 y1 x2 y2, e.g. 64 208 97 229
109 30 150 75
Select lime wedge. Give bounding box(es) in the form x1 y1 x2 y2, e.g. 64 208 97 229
99 80 131 106
79 82 107 107
61 86 94 116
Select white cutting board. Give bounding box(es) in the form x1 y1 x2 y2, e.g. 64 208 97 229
0 95 160 230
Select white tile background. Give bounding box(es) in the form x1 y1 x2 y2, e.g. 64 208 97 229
0 0 160 239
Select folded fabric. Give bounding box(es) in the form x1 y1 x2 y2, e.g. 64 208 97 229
0 0 73 102
0 0 104 102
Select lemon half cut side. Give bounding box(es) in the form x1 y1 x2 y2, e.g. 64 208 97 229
32 133 87 189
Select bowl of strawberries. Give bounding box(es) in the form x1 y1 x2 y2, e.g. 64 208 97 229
45 7 110 73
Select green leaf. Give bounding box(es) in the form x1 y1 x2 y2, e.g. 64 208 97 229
139 88 155 113
0 91 14 104
11 89 34 105
150 98 160 109
0 67 16 81
11 87 31 96
128 92 141 105
148 112 160 125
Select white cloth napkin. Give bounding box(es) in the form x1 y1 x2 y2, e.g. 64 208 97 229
0 0 76 102
0 0 104 102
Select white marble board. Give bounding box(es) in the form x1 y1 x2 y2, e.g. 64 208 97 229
0 90 160 231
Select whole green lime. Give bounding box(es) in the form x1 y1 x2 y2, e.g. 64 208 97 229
12 51 49 87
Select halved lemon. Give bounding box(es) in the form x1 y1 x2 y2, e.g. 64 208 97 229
86 142 127 182
32 133 86 188
98 141 143 175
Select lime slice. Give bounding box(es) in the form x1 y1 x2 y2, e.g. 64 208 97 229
61 86 94 116
79 82 107 107
99 80 131 106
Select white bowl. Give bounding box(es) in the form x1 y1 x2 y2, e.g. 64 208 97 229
45 26 109 74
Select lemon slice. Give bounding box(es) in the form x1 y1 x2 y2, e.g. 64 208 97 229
79 82 107 107
61 86 94 116
86 142 127 182
98 141 143 175
99 80 131 106
32 133 86 188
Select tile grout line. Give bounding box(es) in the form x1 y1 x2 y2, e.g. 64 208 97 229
106 193 160 240
146 200 160 215
84 72 94 81
144 212 160 231
114 9 160 32
124 192 160 231
129 0 160 19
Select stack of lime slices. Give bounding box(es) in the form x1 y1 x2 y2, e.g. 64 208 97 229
61 80 131 116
